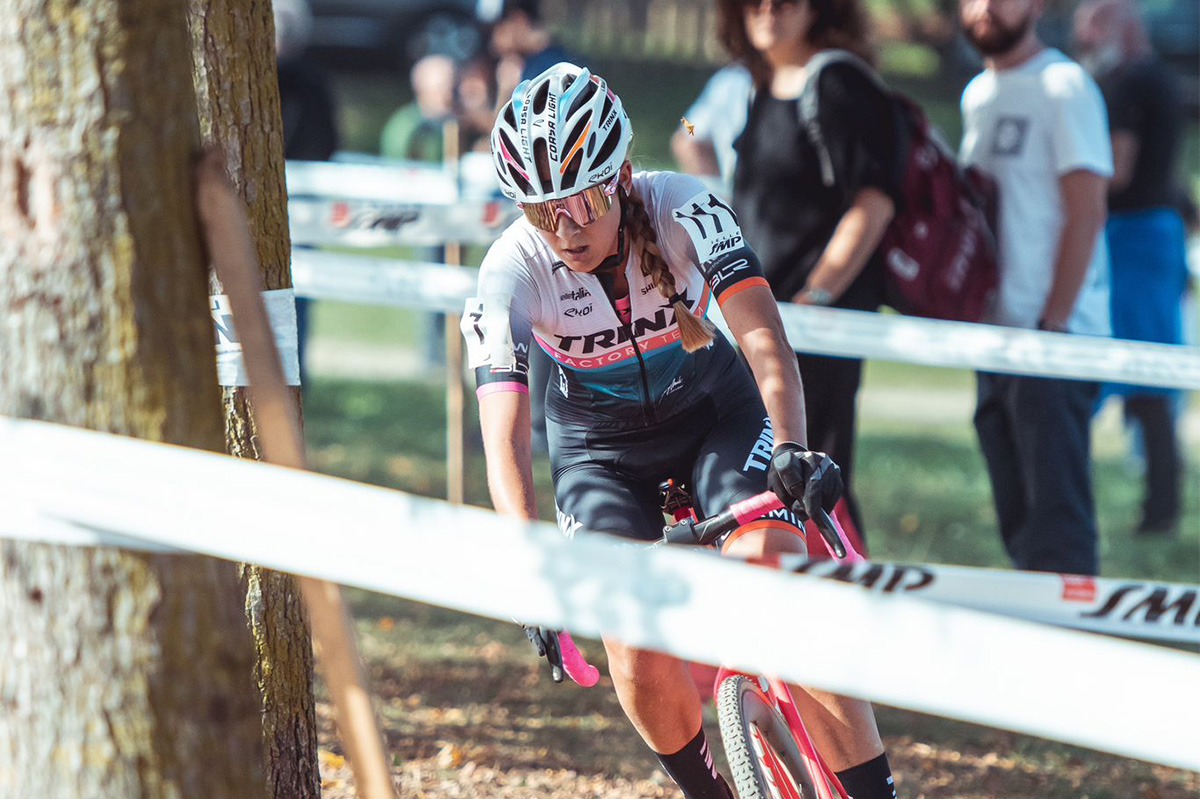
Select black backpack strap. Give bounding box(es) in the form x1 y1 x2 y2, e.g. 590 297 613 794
797 49 893 189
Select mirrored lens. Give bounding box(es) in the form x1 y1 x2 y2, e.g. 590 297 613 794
520 179 616 232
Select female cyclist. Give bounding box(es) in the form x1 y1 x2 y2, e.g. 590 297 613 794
463 62 897 799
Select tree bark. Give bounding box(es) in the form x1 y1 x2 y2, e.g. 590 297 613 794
188 2 321 797
0 0 265 797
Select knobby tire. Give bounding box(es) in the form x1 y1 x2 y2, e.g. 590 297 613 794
717 675 822 799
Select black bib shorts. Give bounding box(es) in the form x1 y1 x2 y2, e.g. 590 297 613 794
549 370 801 542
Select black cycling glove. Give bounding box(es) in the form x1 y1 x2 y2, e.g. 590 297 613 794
523 625 565 683
766 442 843 521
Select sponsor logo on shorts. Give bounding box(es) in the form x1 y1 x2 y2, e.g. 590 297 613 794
742 417 774 472
555 507 583 539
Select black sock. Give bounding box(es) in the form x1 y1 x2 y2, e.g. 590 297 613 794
835 752 897 799
654 727 734 799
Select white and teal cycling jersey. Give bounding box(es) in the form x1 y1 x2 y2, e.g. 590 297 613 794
463 170 768 428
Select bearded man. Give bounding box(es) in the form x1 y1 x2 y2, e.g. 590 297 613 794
958 0 1114 575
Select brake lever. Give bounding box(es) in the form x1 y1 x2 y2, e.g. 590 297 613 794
812 506 847 559
544 628 565 683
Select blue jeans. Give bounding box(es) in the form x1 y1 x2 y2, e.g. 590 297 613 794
974 372 1100 575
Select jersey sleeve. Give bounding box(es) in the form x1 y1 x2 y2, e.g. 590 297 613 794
461 243 541 397
657 174 769 307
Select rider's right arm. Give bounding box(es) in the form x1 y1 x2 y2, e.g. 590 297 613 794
479 390 539 520
464 241 544 520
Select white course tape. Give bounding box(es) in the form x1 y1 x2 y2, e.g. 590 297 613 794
289 252 1200 390
778 305 1200 391
286 160 458 204
290 250 476 313
287 196 521 247
780 557 1200 644
212 289 301 387
2 417 1198 770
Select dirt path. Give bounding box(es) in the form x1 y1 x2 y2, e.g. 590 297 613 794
314 595 1199 799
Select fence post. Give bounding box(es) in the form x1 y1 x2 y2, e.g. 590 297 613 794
443 119 466 505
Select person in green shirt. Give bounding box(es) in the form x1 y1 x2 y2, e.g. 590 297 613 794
380 54 456 163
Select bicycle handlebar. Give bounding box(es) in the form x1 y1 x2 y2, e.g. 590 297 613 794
554 491 861 690
662 490 861 562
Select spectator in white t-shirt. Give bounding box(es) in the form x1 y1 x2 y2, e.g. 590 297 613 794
958 0 1113 575
671 63 753 191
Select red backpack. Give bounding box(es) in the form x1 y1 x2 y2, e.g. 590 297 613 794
799 51 999 323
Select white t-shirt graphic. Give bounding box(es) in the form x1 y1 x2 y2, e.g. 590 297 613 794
960 48 1113 335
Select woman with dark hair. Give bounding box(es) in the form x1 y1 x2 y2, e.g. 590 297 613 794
718 0 902 544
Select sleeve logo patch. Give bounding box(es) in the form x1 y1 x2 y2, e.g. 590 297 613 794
672 191 742 264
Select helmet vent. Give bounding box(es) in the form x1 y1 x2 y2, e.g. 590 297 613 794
600 94 613 123
498 130 524 168
593 123 623 170
508 164 533 196
533 138 553 193
566 80 598 120
532 81 551 115
586 132 596 157
561 150 583 190
565 116 588 157
503 105 517 129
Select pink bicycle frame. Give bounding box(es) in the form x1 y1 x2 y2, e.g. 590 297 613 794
717 492 860 799
560 490 863 799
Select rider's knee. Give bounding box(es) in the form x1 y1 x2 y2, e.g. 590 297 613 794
720 518 806 564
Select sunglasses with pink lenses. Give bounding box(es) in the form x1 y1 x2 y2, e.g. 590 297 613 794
518 175 620 232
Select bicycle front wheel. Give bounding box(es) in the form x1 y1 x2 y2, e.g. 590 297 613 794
717 675 822 799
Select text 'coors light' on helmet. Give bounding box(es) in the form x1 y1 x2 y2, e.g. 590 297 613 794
490 62 632 203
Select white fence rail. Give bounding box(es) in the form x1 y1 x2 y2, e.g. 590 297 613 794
290 249 1200 391
3 417 1198 770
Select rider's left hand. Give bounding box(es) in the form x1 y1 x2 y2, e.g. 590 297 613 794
523 625 565 683
766 442 843 520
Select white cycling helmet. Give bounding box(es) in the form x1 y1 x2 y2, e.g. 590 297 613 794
490 62 632 202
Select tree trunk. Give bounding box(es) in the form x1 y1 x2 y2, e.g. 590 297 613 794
0 0 265 797
188 2 321 797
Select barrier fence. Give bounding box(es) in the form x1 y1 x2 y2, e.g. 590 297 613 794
287 249 1200 391
3 416 1198 771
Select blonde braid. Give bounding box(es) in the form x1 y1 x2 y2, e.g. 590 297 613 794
623 188 716 352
